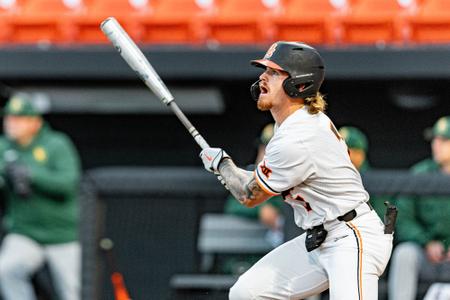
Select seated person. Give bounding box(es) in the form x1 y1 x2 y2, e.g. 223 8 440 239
338 126 369 171
388 116 450 300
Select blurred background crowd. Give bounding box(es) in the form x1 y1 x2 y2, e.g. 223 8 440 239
0 0 450 299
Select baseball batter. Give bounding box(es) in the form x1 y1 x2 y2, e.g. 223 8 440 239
200 42 393 299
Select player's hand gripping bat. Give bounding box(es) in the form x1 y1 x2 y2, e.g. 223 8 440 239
100 17 210 149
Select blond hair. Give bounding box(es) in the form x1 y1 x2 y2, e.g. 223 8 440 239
304 92 326 114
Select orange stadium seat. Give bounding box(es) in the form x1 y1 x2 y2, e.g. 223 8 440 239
205 0 283 45
70 0 147 44
271 0 346 45
340 0 412 44
1 0 79 44
0 0 22 43
409 0 450 43
136 0 214 44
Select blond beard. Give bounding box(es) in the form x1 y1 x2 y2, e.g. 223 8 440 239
257 98 272 111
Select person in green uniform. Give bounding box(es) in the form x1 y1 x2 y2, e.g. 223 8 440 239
338 126 386 218
0 93 81 300
388 116 450 300
338 126 369 172
222 123 284 274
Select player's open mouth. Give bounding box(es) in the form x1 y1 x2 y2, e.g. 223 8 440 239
260 84 269 95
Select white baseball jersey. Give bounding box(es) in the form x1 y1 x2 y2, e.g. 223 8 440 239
255 107 369 229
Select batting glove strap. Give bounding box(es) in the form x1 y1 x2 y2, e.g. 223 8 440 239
200 147 230 173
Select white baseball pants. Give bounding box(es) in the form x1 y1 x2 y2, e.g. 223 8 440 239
229 210 393 300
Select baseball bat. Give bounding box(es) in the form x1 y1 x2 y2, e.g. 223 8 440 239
99 238 131 300
100 17 210 149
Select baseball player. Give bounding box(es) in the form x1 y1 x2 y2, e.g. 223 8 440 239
200 41 393 299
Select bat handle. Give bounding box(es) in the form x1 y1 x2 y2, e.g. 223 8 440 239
190 129 210 149
168 102 210 149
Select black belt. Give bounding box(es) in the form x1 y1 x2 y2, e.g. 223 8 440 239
337 201 373 222
305 202 373 252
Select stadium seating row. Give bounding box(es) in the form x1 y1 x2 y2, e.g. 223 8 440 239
0 0 450 45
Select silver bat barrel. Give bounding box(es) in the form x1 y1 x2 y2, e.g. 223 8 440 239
100 17 174 105
100 17 210 149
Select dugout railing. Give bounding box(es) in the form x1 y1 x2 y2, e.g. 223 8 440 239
79 167 450 300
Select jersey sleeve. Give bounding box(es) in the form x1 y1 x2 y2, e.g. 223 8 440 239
255 136 315 195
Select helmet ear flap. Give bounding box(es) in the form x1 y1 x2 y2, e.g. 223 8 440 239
283 75 316 99
283 78 302 98
250 79 261 102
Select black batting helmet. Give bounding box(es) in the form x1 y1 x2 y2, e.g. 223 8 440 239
250 41 325 101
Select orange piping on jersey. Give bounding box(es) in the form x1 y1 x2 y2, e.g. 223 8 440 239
253 171 279 196
347 222 364 300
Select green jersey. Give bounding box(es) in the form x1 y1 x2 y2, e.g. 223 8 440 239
395 159 450 249
0 124 81 244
